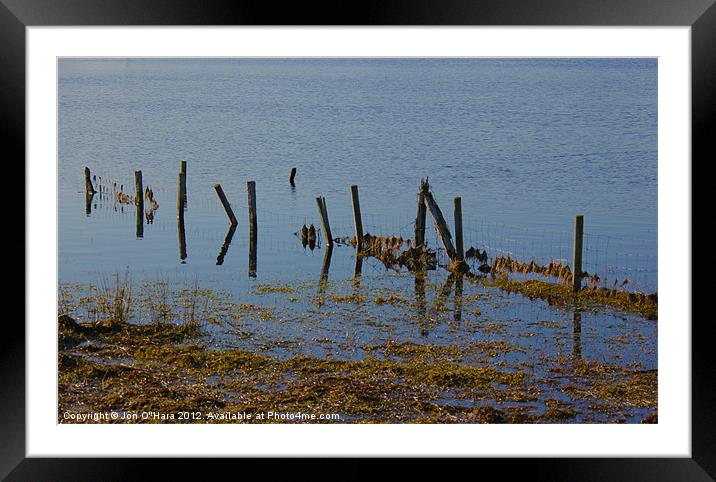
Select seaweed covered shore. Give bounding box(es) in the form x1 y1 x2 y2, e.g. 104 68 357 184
58 274 657 424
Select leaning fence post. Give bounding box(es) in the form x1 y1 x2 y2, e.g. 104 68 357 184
84 167 96 195
414 179 428 247
424 189 456 260
214 184 238 226
350 185 364 251
454 196 464 261
572 214 584 292
316 197 333 247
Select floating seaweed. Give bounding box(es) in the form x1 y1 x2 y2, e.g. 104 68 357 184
465 246 488 263
491 256 574 285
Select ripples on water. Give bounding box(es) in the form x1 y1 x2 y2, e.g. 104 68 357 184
59 58 657 293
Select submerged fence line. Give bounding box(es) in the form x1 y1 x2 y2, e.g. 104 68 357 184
81 166 657 294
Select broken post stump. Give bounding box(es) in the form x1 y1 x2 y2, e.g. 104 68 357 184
84 167 96 195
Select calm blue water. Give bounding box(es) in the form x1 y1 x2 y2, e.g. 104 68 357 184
58 58 657 291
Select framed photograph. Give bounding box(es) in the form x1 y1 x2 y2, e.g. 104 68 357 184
8 0 710 478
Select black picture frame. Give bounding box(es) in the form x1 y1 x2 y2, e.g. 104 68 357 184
5 0 709 479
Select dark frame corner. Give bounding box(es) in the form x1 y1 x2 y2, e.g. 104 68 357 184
6 0 710 479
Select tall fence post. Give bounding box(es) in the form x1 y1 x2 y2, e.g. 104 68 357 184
135 171 144 238
84 167 96 195
316 196 333 247
572 214 584 292
177 172 186 260
414 179 428 247
248 181 257 278
289 167 297 186
350 185 364 251
177 173 185 219
454 196 464 261
214 184 238 226
180 160 187 205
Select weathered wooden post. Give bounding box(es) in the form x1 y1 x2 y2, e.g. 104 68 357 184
414 179 428 247
316 197 333 247
180 160 187 205
84 167 96 195
572 214 584 292
135 171 144 238
214 184 238 226
289 167 297 186
454 196 464 261
177 172 186 260
424 189 456 260
135 171 143 207
350 185 364 251
248 181 257 278
177 173 185 219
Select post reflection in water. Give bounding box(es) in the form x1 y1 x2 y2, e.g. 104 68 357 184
573 309 582 359
216 224 237 266
85 192 94 216
353 253 363 288
178 214 187 263
315 245 333 306
440 273 455 303
320 244 333 285
248 235 257 278
454 274 464 321
414 271 428 336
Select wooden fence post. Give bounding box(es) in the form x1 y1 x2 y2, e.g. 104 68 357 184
316 197 333 247
84 167 96 195
572 214 584 292
414 179 428 247
135 171 144 238
214 184 238 226
180 160 187 205
350 185 364 251
424 189 456 260
177 172 186 259
454 196 464 261
177 173 185 219
248 181 257 277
